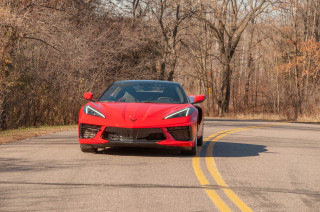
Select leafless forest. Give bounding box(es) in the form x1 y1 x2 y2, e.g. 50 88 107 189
1 0 320 130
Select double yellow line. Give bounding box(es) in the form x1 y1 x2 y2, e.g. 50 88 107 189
192 124 278 211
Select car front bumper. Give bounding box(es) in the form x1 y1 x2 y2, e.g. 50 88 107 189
78 123 197 149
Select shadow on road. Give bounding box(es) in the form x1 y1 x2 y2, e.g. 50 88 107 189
212 142 267 157
96 141 267 158
100 147 183 157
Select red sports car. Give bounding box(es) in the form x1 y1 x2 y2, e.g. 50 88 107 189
78 80 205 155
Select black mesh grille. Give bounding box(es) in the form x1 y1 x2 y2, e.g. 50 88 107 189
167 126 191 141
79 124 101 139
101 127 166 142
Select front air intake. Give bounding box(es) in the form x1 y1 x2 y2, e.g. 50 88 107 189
79 124 101 139
167 126 191 141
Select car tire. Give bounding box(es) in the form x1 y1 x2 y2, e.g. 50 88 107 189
197 136 203 146
197 124 204 146
80 144 97 153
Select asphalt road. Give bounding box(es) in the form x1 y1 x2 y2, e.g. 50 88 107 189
0 119 319 212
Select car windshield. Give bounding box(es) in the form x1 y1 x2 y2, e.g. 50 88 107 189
99 82 188 104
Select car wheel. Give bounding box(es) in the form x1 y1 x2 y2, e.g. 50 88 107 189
182 130 197 156
80 144 97 153
197 123 204 146
197 136 203 146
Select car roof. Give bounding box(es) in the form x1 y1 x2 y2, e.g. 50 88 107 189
113 80 180 85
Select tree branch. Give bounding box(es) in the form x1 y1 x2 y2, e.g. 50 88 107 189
24 36 61 52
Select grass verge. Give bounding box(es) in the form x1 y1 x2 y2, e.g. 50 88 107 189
0 125 78 145
208 113 320 123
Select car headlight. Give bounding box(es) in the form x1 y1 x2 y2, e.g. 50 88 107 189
83 105 106 118
164 107 194 119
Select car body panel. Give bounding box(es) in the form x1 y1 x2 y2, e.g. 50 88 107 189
78 80 204 152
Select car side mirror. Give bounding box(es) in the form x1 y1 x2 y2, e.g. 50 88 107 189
84 92 93 100
188 95 206 104
194 95 205 103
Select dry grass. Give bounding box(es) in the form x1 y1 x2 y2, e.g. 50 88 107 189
0 125 78 144
209 113 286 121
296 115 320 123
210 113 320 123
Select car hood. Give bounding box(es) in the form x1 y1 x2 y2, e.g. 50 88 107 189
87 102 191 127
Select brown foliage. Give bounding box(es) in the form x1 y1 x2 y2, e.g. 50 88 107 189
0 0 160 130
1 0 320 130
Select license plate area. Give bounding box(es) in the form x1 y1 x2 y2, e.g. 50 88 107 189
102 127 166 143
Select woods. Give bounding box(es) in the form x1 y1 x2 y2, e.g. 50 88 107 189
1 0 320 130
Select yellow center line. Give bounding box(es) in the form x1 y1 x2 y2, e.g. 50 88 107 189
192 153 232 212
206 131 253 212
193 124 281 211
191 131 233 212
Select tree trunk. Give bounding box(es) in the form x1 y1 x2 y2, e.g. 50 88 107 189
219 55 232 116
158 60 166 80
293 0 302 120
0 96 7 130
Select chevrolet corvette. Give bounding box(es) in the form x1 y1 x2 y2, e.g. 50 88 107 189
78 80 205 155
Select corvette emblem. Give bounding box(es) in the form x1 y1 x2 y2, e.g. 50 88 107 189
130 118 137 122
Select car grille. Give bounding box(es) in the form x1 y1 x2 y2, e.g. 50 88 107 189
167 126 191 141
79 124 101 139
101 127 166 142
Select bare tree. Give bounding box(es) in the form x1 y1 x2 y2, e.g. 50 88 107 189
146 0 190 81
189 0 271 115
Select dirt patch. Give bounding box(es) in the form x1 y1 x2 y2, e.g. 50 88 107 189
0 125 78 144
